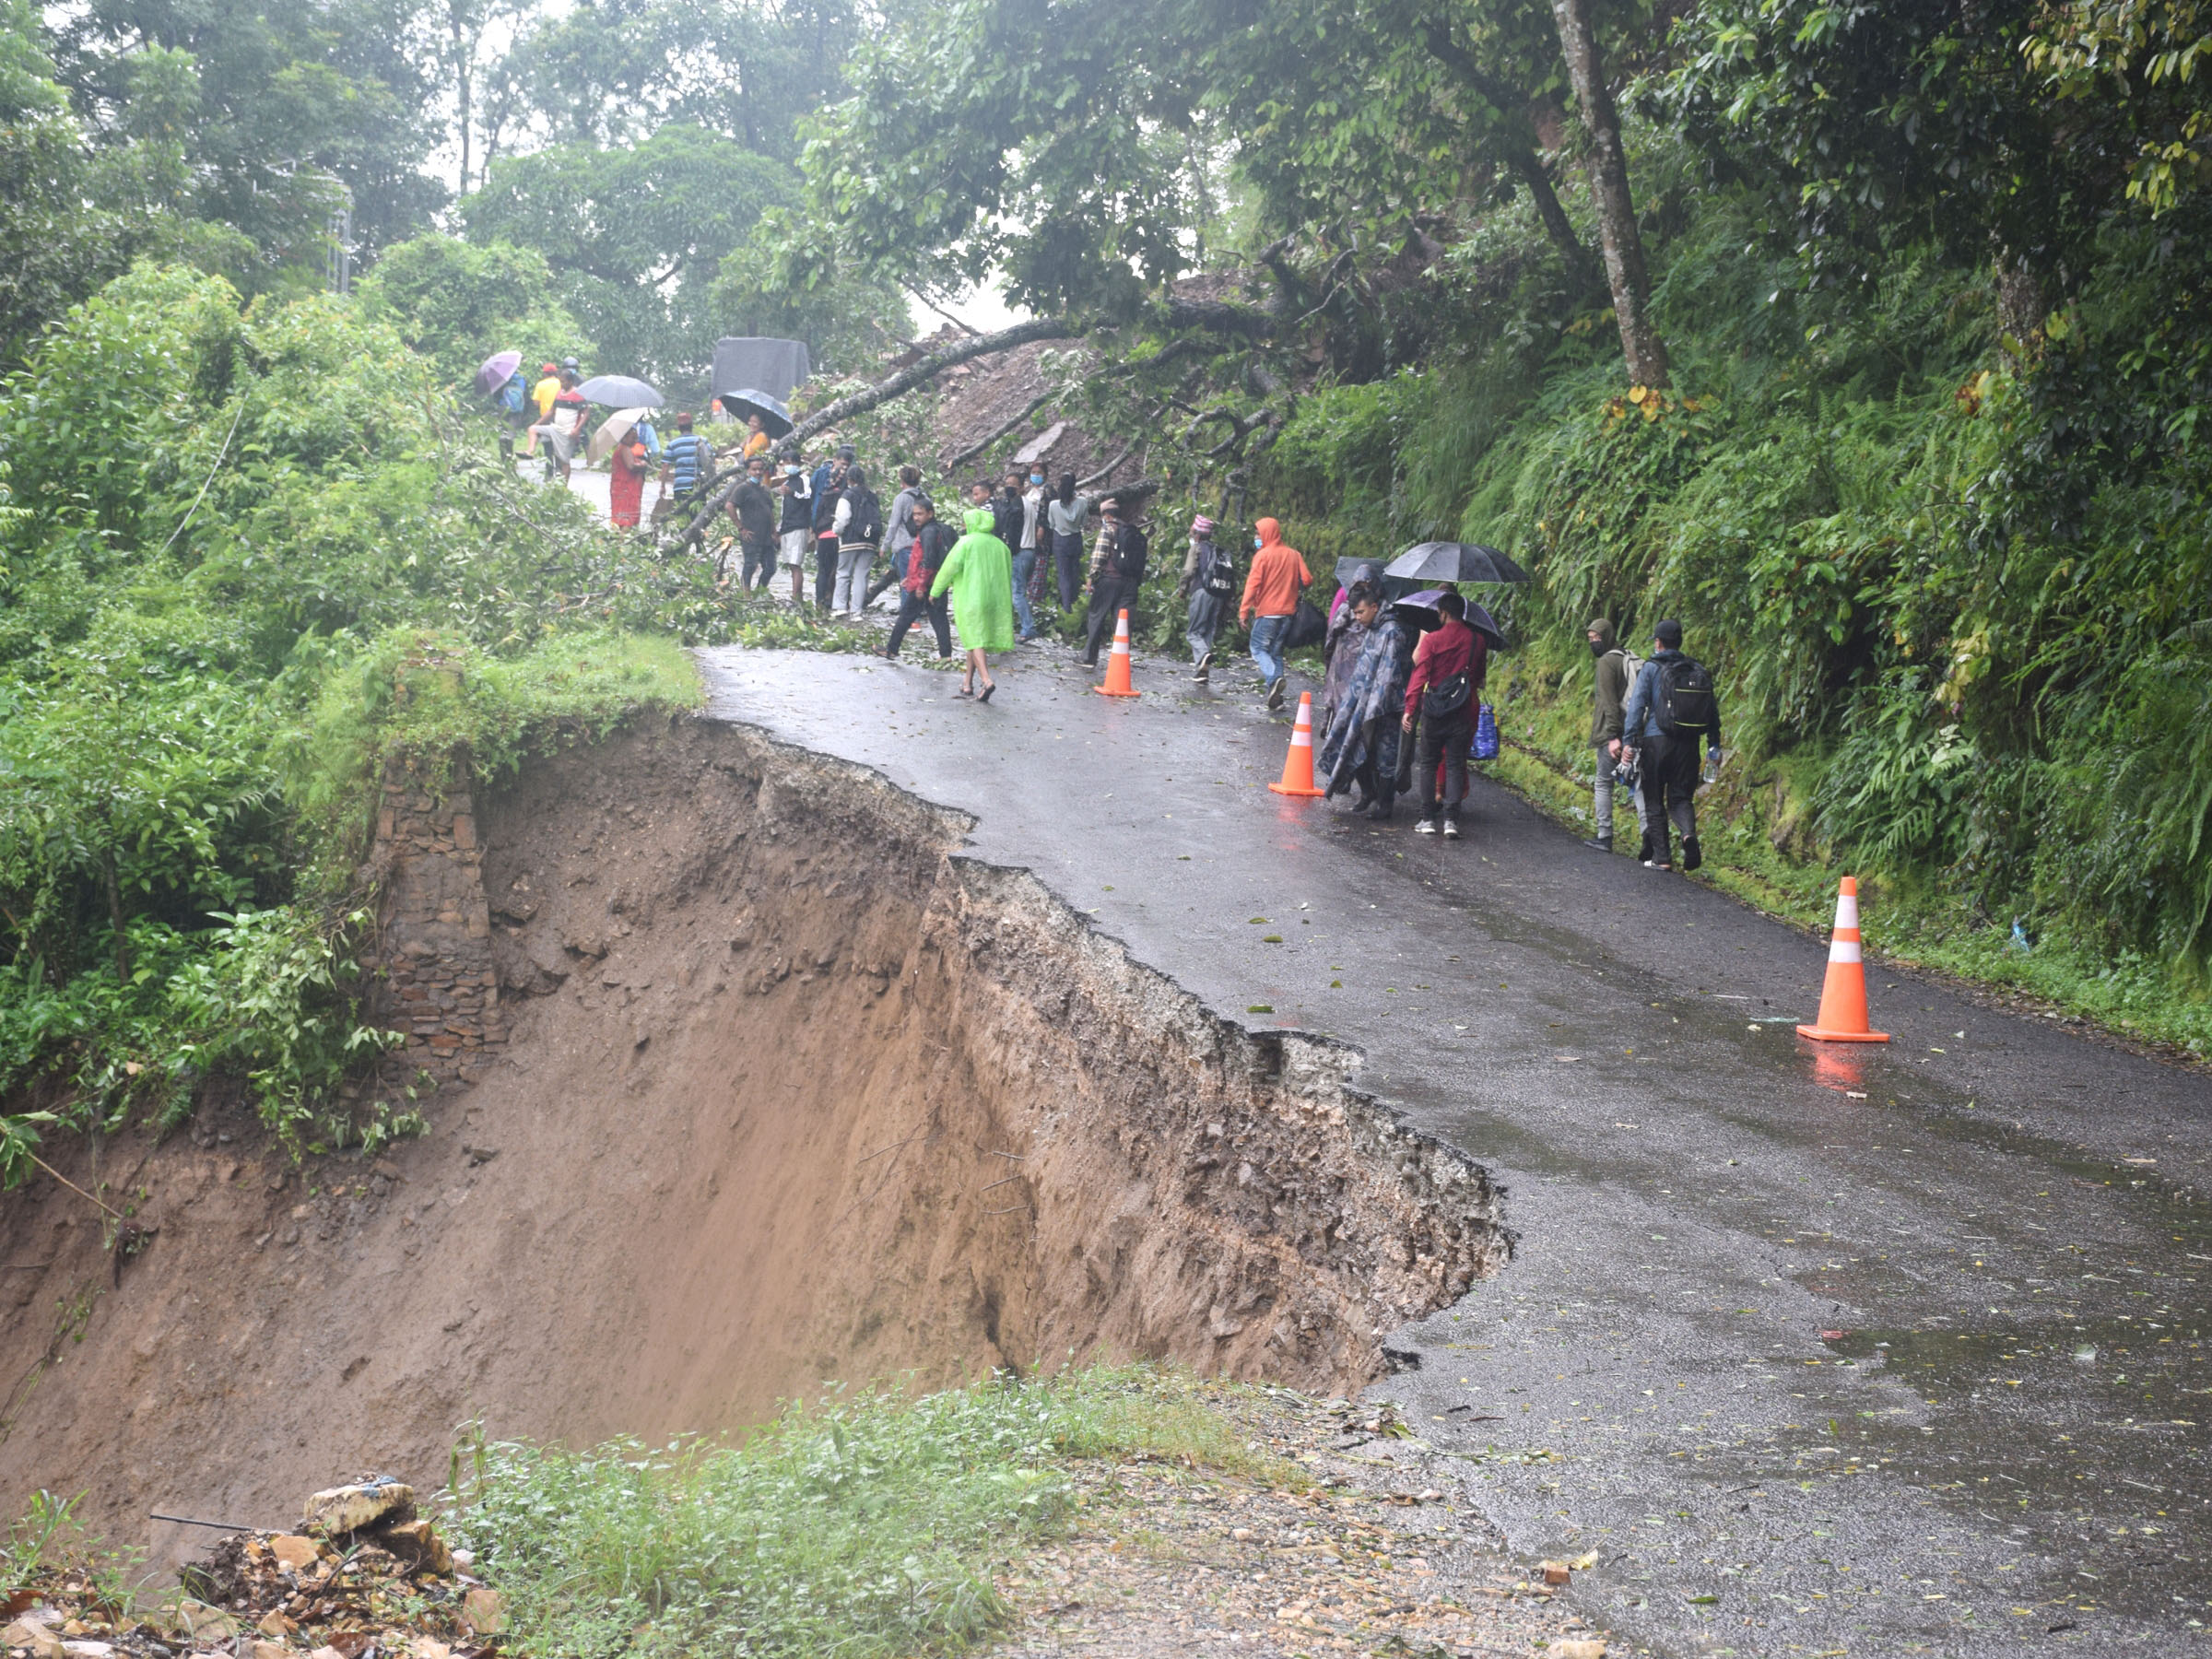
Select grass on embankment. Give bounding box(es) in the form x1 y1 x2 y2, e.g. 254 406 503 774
1482 653 2212 1061
444 1367 1297 1659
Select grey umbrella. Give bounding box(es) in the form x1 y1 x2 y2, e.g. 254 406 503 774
1332 556 1421 601
1383 541 1530 584
575 374 663 409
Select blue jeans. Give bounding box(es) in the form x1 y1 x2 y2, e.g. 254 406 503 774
1011 548 1039 637
1249 613 1292 683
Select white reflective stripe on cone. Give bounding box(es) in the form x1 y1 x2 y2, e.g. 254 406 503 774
1829 939 1863 963
1835 894 1860 929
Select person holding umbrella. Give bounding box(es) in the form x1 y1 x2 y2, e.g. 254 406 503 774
1401 591 1485 839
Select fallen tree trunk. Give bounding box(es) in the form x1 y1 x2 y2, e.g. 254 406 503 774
678 298 1281 547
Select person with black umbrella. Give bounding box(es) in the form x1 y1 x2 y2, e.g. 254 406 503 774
1401 591 1486 839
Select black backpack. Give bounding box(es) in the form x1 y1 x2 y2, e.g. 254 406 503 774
1655 654 1719 736
842 486 883 546
1201 544 1238 597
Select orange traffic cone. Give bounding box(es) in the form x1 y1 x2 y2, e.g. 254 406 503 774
1094 607 1140 698
1796 877 1889 1043
1268 691 1326 797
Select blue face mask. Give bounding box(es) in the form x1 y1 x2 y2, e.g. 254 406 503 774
1253 535 1263 549
1030 473 1043 485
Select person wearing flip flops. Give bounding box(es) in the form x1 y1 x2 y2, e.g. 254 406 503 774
932 508 1016 702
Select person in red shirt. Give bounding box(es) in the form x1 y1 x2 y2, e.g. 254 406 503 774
607 430 651 528
1401 591 1487 839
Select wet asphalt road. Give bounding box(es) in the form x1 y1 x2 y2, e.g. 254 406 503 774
696 639 2210 1658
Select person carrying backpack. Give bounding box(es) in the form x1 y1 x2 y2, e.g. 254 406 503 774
1177 515 1234 681
1583 617 1649 856
1618 618 1723 872
1080 497 1148 666
1401 591 1486 839
830 465 884 618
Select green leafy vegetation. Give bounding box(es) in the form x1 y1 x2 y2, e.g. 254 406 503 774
446 1367 1292 1659
0 258 885 1173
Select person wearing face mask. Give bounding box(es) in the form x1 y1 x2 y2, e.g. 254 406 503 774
1080 497 1148 666
1015 467 1046 639
1239 517 1312 710
1584 616 1646 855
1176 515 1233 681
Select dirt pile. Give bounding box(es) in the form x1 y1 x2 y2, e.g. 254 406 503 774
0 717 1504 1571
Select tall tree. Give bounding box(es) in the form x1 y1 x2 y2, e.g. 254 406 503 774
1548 0 1665 383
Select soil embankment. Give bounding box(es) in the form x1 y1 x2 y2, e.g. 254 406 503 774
0 718 1504 1571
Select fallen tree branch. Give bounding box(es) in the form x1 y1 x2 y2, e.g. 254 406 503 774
771 315 1081 463
1077 441 1138 489
945 389 1057 473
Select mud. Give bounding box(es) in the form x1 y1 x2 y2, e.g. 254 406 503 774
0 718 1503 1571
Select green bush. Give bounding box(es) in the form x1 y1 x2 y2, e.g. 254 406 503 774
0 263 859 1174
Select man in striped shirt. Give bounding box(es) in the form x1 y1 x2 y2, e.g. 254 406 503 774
657 413 713 509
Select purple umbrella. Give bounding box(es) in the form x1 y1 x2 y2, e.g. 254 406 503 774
475 349 524 397
1394 587 1508 649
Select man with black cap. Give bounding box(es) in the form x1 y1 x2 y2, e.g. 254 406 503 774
1080 496 1147 666
1618 618 1723 872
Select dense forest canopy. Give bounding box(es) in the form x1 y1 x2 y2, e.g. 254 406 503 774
2 0 2211 1165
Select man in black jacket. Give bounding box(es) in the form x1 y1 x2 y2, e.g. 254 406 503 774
1080 497 1148 666
882 494 957 659
730 456 780 590
775 462 812 604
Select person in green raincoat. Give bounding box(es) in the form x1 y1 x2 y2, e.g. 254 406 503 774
931 507 1016 701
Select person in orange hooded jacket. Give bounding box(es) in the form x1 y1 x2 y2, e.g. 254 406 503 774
1239 517 1312 710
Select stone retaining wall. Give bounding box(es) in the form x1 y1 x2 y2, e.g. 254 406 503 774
365 751 505 1091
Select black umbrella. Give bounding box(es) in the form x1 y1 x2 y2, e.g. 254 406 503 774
1394 588 1509 650
714 388 793 438
1383 540 1530 584
1332 556 1422 600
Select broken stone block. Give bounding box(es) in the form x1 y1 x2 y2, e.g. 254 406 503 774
267 1535 321 1571
459 1589 504 1636
173 1602 239 1641
300 1479 416 1536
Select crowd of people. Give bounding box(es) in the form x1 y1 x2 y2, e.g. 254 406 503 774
500 381 1728 861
